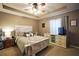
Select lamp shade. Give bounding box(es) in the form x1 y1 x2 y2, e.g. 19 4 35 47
2 27 14 37
2 27 14 32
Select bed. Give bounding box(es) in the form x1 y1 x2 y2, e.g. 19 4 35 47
15 25 49 56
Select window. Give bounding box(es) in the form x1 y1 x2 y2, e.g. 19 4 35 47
50 18 62 35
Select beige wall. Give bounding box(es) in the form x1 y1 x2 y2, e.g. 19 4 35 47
39 10 79 35
39 16 63 35
39 19 50 35
0 12 39 33
0 10 79 36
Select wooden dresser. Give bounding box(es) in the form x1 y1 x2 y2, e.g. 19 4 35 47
55 35 66 48
3 38 15 48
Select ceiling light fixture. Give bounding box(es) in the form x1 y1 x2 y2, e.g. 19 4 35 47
30 3 46 15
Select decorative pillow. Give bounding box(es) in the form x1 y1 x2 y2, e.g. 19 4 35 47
30 32 33 36
16 32 24 36
26 33 30 37
23 32 26 37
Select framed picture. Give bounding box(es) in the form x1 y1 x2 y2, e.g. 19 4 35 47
71 20 77 26
42 23 45 28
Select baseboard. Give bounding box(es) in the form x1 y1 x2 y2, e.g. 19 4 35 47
70 45 79 49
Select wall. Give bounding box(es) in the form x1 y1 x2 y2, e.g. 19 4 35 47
0 12 39 33
39 16 63 35
39 10 79 34
64 10 79 47
39 9 79 47
39 19 50 35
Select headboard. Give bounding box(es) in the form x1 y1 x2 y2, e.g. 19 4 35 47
15 25 32 36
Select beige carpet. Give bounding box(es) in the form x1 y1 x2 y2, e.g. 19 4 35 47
0 45 79 56
0 46 22 56
36 45 79 56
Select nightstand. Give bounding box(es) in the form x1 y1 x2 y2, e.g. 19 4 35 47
3 38 15 48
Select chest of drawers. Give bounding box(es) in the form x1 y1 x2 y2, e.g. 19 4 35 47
55 35 66 48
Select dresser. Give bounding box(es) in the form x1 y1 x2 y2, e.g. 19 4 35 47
55 35 66 48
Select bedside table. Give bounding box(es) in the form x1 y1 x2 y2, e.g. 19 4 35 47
3 38 15 48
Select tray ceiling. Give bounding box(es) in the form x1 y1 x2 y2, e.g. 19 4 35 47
0 3 79 20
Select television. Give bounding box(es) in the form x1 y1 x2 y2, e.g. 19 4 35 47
58 27 65 35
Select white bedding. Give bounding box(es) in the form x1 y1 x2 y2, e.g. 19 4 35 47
16 36 49 56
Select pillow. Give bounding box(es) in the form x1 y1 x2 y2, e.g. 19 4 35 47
33 32 37 36
16 32 24 36
30 32 33 36
26 33 30 37
23 32 26 37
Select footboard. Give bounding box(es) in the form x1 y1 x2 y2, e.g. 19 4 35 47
25 39 49 56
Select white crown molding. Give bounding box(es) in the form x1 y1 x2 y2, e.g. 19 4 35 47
1 9 39 19
0 3 40 20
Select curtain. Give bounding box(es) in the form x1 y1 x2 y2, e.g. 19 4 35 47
50 18 62 35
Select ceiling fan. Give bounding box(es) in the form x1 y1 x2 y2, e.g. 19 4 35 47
24 3 46 15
